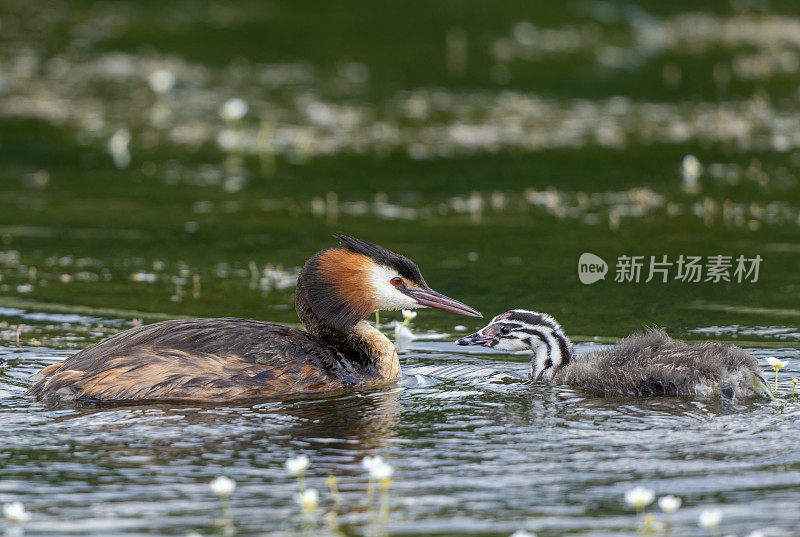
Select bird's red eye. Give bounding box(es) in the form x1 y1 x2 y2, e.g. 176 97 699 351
390 277 403 287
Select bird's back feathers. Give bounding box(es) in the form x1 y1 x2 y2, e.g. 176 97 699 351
26 318 371 404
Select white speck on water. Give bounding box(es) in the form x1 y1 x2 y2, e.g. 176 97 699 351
130 272 157 283
148 69 175 94
107 128 131 169
220 98 248 121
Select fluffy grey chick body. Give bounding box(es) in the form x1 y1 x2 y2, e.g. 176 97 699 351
457 309 772 400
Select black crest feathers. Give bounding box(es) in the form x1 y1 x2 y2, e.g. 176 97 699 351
335 234 426 286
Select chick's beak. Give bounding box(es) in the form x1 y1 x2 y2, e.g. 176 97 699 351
404 288 481 317
456 331 494 346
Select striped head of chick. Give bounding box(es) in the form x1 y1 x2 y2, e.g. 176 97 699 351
457 309 574 381
298 234 481 331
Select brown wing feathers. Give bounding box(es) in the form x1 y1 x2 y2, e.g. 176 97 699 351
26 319 345 403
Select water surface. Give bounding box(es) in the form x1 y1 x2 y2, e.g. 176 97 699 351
1 313 798 536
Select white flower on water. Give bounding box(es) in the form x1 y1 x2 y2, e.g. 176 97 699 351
362 455 384 472
285 454 310 476
624 486 655 509
765 356 788 370
682 154 702 181
210 476 236 497
401 309 417 321
362 456 393 480
512 22 538 47
658 495 682 513
3 502 30 523
295 488 319 511
372 462 393 480
107 128 131 169
510 530 537 537
220 98 248 121
681 155 702 194
682 154 701 180
130 271 157 283
699 509 723 530
148 69 175 94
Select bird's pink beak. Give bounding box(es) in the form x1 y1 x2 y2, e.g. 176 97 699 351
405 288 482 317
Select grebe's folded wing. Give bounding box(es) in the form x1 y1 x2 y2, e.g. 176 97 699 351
27 318 344 403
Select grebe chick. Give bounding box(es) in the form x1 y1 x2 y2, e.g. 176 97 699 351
28 235 480 404
457 309 772 400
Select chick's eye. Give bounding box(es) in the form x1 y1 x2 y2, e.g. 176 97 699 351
390 277 403 287
499 326 511 335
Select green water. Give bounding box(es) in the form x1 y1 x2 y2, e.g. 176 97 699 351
1 1 800 536
2 1 800 342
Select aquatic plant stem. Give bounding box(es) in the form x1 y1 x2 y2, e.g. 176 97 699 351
325 475 345 537
325 475 343 534
327 475 341 512
378 478 391 537
635 506 645 536
218 496 235 537
365 476 376 535
300 509 316 534
293 469 312 533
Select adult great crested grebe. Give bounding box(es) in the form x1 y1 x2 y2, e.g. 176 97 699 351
28 235 480 404
457 309 772 400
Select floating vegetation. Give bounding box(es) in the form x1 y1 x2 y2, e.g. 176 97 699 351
187 455 398 536
3 501 30 523
209 476 236 536
699 508 723 535
765 356 790 394
5 2 800 176
625 485 655 534
286 454 310 480
0 245 301 320
394 309 417 350
619 487 781 537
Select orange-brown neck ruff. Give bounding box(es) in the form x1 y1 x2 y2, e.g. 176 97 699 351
316 248 376 324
